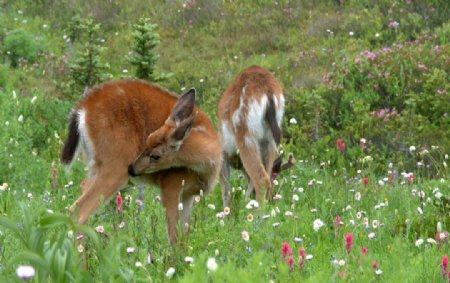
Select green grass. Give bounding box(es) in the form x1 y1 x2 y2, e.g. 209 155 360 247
0 0 449 281
0 125 448 281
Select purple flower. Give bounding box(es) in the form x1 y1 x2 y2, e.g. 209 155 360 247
389 21 399 28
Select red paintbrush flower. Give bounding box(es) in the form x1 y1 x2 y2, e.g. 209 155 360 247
116 194 123 213
345 233 353 254
372 261 379 269
280 242 292 258
363 177 369 187
361 246 367 256
442 255 448 278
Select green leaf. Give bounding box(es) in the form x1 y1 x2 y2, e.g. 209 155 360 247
10 251 49 272
40 214 74 228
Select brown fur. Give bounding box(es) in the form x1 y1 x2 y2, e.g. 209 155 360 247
61 80 221 245
218 66 285 207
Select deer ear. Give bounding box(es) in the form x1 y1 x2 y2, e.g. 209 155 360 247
172 113 196 141
171 88 196 123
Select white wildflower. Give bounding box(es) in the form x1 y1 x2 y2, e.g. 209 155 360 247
16 265 35 280
166 267 176 279
207 258 218 272
313 219 324 231
245 200 259 210
241 230 250 242
415 239 424 247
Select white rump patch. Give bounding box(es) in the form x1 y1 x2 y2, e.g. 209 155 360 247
220 121 237 155
247 95 268 141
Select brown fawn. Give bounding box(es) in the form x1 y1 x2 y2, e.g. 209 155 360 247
61 80 221 244
218 65 285 207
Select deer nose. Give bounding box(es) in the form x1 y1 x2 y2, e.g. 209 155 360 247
128 164 137 176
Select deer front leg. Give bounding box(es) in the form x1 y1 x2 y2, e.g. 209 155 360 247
180 193 194 237
160 174 187 245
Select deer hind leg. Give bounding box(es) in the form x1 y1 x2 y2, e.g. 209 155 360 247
220 153 232 208
261 141 277 199
236 137 271 205
70 167 128 224
244 170 255 199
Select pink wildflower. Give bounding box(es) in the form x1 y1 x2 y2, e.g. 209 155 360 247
363 177 369 187
336 138 342 150
334 215 341 232
116 194 123 213
372 261 379 269
408 174 414 185
287 257 294 271
299 248 306 269
361 246 367 256
443 255 448 278
388 21 399 28
336 138 346 152
345 233 353 254
280 242 293 258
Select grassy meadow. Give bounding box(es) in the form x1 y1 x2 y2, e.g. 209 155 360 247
0 0 449 282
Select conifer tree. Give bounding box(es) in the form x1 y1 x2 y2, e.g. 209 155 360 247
128 17 161 81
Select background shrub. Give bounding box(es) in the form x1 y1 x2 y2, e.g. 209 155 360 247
3 29 38 68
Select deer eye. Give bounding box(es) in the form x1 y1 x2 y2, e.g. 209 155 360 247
150 154 160 161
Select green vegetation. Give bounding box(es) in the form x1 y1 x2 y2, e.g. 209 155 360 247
128 17 168 81
0 0 448 281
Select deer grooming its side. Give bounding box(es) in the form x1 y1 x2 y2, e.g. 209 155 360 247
218 66 285 207
61 80 221 245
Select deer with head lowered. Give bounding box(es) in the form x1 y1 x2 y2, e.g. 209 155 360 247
61 80 222 245
218 65 285 208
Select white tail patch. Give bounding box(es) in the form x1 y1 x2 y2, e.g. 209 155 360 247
77 109 95 172
275 94 285 127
